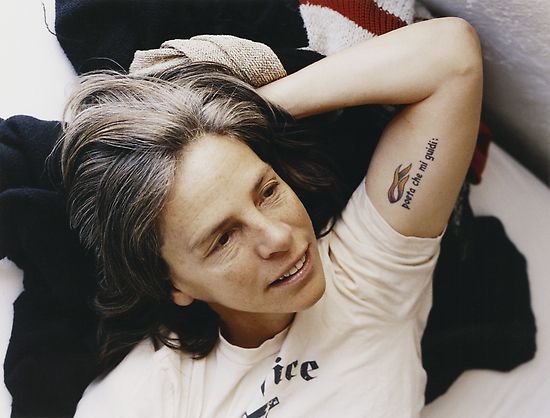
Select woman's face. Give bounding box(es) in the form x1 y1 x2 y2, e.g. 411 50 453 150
160 134 325 327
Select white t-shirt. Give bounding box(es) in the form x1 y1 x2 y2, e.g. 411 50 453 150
75 180 445 418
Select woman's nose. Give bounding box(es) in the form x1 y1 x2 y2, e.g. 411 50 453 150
253 214 293 259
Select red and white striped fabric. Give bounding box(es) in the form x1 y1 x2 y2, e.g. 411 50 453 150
299 0 432 55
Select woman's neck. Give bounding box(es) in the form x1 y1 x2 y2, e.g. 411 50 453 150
210 305 294 348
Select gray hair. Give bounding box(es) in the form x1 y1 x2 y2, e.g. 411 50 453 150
52 61 343 369
60 63 279 307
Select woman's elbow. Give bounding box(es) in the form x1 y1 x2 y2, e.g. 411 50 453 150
439 17 483 78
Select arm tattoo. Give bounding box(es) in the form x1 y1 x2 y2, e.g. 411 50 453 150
386 138 439 210
387 163 412 203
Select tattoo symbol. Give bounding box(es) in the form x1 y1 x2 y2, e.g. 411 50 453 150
387 163 412 203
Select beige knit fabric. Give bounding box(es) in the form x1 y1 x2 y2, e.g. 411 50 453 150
129 35 287 87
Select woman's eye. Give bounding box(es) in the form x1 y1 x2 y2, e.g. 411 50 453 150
262 182 278 199
208 231 233 256
216 232 230 247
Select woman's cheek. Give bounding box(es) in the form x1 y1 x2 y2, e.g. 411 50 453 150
288 193 313 227
214 254 252 286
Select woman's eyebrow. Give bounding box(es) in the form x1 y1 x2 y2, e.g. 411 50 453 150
190 164 272 252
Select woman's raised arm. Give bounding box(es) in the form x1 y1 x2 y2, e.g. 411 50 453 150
258 17 483 238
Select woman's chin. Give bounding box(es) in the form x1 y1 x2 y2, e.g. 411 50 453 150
295 259 326 311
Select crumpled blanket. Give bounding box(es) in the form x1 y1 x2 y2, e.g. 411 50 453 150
0 0 536 417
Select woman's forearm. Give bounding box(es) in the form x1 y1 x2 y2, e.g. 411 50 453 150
257 17 481 118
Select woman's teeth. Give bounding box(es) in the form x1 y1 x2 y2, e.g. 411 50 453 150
275 253 307 282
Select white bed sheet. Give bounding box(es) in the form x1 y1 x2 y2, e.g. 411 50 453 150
421 144 550 418
1 1 549 417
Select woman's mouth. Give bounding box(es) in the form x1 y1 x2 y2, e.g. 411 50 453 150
270 248 311 288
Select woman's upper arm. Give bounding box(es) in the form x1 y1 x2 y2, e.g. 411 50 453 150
364 58 483 238
257 17 484 238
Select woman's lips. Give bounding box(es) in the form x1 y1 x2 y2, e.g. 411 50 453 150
269 247 312 288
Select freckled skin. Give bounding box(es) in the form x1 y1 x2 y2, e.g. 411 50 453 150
160 134 326 345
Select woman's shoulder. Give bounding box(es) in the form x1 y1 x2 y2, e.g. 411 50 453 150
328 178 445 258
314 179 445 321
74 339 183 417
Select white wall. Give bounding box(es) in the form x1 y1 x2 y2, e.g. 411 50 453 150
0 0 76 121
420 0 550 186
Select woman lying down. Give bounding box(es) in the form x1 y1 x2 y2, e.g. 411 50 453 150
54 17 482 418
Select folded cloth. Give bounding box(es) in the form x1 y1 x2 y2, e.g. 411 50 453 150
130 35 287 87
